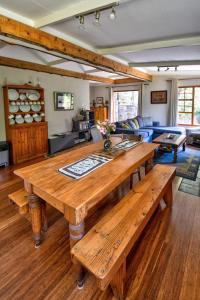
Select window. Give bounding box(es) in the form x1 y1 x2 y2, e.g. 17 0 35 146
113 90 139 121
178 86 200 125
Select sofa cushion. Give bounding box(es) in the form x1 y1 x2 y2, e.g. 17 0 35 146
142 116 153 127
139 129 154 137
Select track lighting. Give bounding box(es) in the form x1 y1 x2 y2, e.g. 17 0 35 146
79 15 86 30
109 7 116 20
94 11 100 24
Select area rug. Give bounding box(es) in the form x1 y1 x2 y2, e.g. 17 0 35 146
154 148 200 181
178 167 200 196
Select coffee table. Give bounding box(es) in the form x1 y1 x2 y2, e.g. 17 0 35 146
153 133 186 163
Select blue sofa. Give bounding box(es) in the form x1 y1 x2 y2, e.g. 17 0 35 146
114 117 185 142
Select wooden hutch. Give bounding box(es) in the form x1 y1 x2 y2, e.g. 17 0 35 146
91 107 108 123
4 84 48 164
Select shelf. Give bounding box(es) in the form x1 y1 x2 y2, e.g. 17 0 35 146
9 110 45 115
9 121 47 128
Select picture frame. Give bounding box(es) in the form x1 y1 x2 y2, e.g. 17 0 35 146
96 97 104 105
54 92 74 111
151 90 167 104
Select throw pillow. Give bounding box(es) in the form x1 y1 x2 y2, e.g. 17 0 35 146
122 122 131 129
133 117 140 129
127 119 136 129
142 117 153 127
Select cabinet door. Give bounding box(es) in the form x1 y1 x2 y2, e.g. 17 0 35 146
31 124 48 156
11 127 30 164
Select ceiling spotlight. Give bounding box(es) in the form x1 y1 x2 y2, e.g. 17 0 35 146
109 7 116 20
94 11 100 24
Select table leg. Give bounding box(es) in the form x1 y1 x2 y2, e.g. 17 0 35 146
28 194 42 248
69 222 86 288
145 158 153 174
182 142 186 151
173 147 178 163
41 200 48 232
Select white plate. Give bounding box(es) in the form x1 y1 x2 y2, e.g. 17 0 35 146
9 105 19 113
8 89 19 101
31 104 41 112
9 119 15 125
26 90 40 101
19 94 26 100
34 115 42 122
15 116 24 124
24 115 33 123
20 105 30 112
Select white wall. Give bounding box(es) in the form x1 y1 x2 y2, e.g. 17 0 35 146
0 66 90 140
90 85 110 107
142 76 171 126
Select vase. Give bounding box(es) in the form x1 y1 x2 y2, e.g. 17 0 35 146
104 135 112 152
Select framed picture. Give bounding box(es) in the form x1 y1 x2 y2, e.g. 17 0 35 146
96 97 104 105
151 90 167 104
54 92 74 111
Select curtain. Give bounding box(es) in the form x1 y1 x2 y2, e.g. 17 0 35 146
169 79 178 126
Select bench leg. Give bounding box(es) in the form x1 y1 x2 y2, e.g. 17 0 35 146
110 261 126 300
163 183 173 209
145 158 153 174
28 194 42 248
41 200 48 232
69 222 86 288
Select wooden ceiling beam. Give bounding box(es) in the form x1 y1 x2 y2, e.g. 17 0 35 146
114 78 142 84
0 56 114 84
0 16 152 81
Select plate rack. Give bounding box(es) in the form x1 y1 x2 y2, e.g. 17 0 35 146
3 84 48 164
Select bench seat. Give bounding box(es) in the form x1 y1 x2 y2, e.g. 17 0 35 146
71 164 176 299
8 188 29 215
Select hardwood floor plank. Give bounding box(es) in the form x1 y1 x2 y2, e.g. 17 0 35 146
0 153 200 299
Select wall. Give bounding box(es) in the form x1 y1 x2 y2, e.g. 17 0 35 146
90 85 110 107
0 66 90 140
142 76 171 126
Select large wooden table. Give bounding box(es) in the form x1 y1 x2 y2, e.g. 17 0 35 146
14 139 158 250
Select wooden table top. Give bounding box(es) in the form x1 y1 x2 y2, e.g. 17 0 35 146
15 138 158 224
153 133 186 146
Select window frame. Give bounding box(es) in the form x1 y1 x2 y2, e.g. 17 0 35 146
178 85 200 126
113 89 139 122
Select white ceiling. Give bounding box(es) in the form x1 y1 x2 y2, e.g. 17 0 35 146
0 0 200 77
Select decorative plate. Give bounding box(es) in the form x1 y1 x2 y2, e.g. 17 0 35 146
19 93 26 100
20 105 31 112
34 115 42 122
26 90 40 101
31 104 41 112
9 105 19 113
8 89 19 101
9 118 15 125
24 115 33 123
15 116 24 124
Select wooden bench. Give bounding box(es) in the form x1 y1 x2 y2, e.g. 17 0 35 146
71 164 176 299
8 188 29 215
8 189 48 234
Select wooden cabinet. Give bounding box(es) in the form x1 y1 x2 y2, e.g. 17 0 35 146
92 107 108 123
4 84 48 164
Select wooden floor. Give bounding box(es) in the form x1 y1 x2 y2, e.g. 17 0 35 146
0 151 200 300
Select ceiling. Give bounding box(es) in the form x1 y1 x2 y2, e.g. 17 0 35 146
0 0 199 79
